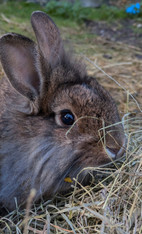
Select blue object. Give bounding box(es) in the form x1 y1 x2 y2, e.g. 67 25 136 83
126 3 141 14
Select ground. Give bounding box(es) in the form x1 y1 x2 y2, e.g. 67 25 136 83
85 18 142 48
81 18 142 114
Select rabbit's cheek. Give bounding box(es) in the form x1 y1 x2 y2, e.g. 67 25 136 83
81 151 111 167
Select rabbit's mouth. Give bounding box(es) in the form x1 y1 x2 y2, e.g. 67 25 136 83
60 163 113 194
59 153 118 193
60 138 126 193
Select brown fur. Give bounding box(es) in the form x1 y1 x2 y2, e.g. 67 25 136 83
0 11 125 211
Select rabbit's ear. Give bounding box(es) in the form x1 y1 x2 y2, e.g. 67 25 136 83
0 33 41 101
31 11 63 67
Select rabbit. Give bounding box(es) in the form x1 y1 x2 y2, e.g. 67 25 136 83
0 11 126 211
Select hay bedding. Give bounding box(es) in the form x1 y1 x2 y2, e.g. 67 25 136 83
0 24 142 234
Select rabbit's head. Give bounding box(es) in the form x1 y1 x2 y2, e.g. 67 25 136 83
0 12 125 210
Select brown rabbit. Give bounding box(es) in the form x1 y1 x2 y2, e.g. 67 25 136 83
0 11 125 211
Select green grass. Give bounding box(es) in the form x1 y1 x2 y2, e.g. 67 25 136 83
88 5 127 21
0 1 79 38
0 1 41 18
0 1 90 50
45 0 142 22
1 1 142 39
0 1 42 36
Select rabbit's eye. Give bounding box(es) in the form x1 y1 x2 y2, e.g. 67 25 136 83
60 110 75 126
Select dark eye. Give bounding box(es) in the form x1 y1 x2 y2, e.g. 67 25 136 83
60 110 75 126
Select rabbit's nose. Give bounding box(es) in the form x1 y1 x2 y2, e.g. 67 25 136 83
106 138 126 159
105 147 116 159
116 144 126 158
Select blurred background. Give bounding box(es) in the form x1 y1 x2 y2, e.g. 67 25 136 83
0 0 142 113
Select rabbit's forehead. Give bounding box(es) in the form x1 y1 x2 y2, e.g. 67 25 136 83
51 83 109 113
